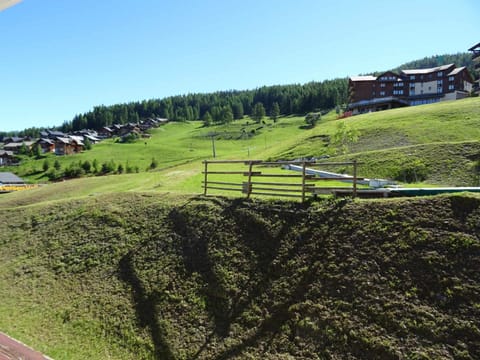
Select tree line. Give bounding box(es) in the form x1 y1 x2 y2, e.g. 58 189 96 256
57 78 348 132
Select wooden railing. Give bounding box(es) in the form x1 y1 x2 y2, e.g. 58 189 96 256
202 159 362 202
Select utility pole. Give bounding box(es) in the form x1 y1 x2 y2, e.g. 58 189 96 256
211 134 216 158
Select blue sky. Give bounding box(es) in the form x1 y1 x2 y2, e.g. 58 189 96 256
0 0 478 132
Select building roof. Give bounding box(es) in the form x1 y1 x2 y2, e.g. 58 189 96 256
0 172 25 184
401 64 454 75
447 66 466 76
55 137 72 144
37 138 55 145
0 150 14 156
350 75 377 82
4 141 35 148
468 42 480 51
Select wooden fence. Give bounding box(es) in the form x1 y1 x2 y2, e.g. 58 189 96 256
202 159 362 202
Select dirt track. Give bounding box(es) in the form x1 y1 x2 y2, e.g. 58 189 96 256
0 332 50 360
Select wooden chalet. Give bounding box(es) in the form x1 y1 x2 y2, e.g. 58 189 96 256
36 138 55 153
0 150 15 166
3 141 35 154
54 137 84 155
2 136 24 144
98 126 114 138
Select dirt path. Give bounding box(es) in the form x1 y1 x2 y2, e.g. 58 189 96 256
0 332 51 360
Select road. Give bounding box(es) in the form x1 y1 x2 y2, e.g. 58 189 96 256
0 332 51 360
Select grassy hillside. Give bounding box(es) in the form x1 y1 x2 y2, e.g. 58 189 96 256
1 97 478 207
1 97 480 358
0 193 479 359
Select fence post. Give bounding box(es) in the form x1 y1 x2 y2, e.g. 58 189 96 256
301 161 307 203
246 161 254 199
203 161 208 195
352 160 357 199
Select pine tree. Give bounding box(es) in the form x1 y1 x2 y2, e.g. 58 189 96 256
252 102 266 123
202 111 213 127
270 102 280 122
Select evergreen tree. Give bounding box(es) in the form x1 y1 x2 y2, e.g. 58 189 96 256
221 106 234 123
232 102 244 119
42 159 50 172
92 158 99 173
202 111 213 127
32 143 41 158
84 137 92 150
54 159 61 171
252 102 266 123
82 160 91 173
270 102 280 122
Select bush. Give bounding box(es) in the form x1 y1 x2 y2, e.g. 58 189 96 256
149 158 158 170
305 112 321 128
394 160 429 183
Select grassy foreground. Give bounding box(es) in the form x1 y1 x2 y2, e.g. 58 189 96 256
0 193 479 359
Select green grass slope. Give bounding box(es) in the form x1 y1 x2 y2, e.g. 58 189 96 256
4 97 479 202
0 194 479 359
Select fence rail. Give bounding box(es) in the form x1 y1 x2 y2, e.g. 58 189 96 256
202 159 361 202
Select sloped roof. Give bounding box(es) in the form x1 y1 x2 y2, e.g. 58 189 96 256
468 42 480 51
0 172 25 184
0 150 14 156
447 66 466 76
37 138 55 145
350 75 377 82
55 137 71 144
401 64 455 75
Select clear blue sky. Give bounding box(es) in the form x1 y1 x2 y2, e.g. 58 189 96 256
0 0 478 132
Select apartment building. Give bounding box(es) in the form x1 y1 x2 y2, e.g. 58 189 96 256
348 64 473 115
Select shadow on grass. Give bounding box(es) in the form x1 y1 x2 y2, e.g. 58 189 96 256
118 252 176 360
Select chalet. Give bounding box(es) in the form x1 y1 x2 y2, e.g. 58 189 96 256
98 126 114 138
55 137 84 155
3 141 35 154
118 123 140 137
83 134 100 144
0 150 15 166
35 138 55 153
40 130 67 139
2 136 24 144
348 64 474 115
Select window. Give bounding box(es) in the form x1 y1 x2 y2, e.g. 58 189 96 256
380 83 386 88
437 80 443 86
448 84 455 90
393 90 404 95
410 90 415 96
410 75 415 81
437 88 443 94
380 91 386 96
437 71 443 77
394 82 404 87
449 76 454 81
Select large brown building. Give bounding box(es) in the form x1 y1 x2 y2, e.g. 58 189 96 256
468 42 480 92
348 64 474 115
